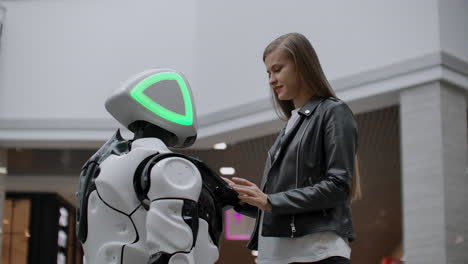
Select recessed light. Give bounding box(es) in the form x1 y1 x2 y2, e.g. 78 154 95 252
219 167 235 175
214 142 227 150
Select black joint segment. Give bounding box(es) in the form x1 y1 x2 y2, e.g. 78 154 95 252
215 185 240 207
197 189 223 246
185 157 240 207
182 200 199 248
141 199 151 211
149 252 172 264
133 153 160 210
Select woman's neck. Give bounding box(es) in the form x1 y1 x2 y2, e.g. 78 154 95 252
293 91 314 109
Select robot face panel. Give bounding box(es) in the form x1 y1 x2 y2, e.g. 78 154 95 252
130 72 194 126
142 80 185 116
105 69 197 148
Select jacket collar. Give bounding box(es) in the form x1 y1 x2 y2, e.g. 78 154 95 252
266 96 328 172
298 96 327 117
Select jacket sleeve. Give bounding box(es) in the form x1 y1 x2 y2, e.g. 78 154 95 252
267 102 358 214
233 202 258 219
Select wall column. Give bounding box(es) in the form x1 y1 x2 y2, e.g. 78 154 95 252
400 82 468 263
0 149 7 259
0 6 7 259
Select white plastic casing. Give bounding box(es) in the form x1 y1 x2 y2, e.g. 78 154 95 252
82 137 219 264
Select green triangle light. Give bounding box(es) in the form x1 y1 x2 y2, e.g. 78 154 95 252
130 72 193 126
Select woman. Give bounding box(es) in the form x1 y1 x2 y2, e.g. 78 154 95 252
224 33 361 264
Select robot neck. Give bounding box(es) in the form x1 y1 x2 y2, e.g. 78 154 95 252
130 121 177 146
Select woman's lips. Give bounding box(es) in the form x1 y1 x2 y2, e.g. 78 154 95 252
275 86 283 94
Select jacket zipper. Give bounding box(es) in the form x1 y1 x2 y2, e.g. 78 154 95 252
290 221 296 238
290 120 308 238
290 117 313 238
290 147 299 238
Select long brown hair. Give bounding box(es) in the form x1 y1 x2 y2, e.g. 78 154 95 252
263 32 362 201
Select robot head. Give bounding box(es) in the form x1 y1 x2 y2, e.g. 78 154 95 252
105 69 197 148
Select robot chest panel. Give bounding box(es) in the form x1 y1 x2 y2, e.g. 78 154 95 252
95 148 158 214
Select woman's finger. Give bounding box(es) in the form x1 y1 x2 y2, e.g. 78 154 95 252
238 196 259 206
231 177 256 187
221 177 235 186
233 185 257 197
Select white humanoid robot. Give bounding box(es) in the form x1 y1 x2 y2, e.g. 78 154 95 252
76 69 239 264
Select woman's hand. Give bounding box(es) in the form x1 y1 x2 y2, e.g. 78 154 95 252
221 177 236 186
225 177 272 211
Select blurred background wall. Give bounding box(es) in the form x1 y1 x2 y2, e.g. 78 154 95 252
0 1 467 263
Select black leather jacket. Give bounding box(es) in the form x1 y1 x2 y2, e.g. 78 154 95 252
234 96 358 250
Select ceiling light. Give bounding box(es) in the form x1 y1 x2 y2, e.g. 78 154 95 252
219 167 235 175
214 142 227 150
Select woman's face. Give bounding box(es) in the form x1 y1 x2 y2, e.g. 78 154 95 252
264 48 305 103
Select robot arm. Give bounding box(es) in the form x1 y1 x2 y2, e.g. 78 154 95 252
132 152 237 264
144 156 203 264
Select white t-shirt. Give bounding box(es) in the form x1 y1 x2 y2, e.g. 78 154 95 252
257 108 351 264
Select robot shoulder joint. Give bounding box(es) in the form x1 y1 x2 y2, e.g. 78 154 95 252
147 156 202 201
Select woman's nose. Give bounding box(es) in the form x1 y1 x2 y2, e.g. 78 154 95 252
269 75 277 85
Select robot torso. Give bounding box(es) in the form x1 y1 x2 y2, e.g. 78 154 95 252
76 131 237 264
